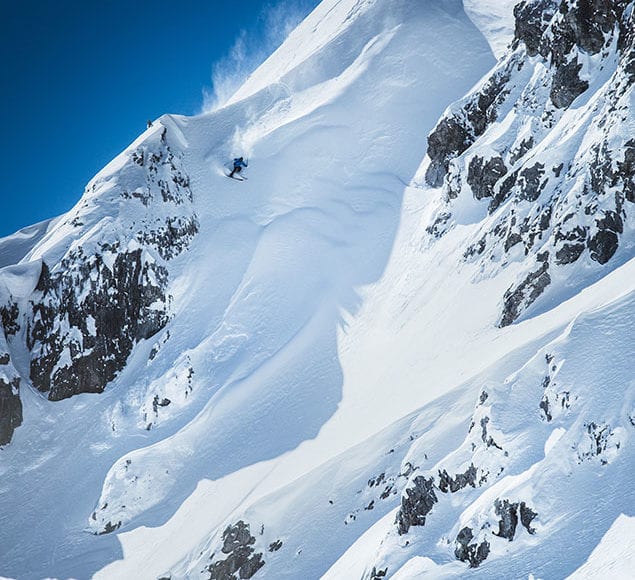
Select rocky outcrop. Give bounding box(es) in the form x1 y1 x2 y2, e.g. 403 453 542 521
454 526 490 568
453 498 538 568
23 124 198 402
493 499 519 540
396 476 437 535
0 320 22 445
424 60 515 188
467 156 508 201
0 371 22 446
500 253 551 327
512 0 557 56
424 0 635 326
27 249 170 401
207 521 265 580
438 464 477 493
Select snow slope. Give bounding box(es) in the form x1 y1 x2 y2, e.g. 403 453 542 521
0 0 633 579
0 1 496 578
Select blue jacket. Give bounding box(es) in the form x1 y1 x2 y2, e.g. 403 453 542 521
233 158 248 169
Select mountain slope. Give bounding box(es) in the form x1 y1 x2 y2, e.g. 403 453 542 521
1 1 495 578
0 0 633 579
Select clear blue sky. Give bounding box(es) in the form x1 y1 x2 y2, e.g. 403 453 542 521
0 0 318 238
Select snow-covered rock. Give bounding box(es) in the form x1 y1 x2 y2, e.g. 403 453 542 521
424 0 635 327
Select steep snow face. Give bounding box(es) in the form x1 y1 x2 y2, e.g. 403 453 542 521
423 0 635 328
158 256 635 580
567 514 635 579
362 279 635 578
463 0 518 58
0 0 497 578
87 0 494 544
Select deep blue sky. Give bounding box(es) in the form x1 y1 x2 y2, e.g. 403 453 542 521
0 0 318 238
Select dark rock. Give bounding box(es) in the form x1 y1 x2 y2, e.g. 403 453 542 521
208 521 265 580
551 59 589 108
0 353 9 365
490 169 519 212
554 224 587 265
396 476 438 535
370 567 388 579
588 229 619 264
136 215 199 261
500 257 551 326
541 10 576 66
618 140 635 202
517 163 547 202
221 521 255 555
589 142 615 193
28 249 170 401
153 395 171 413
268 540 282 553
425 118 472 187
494 499 519 540
98 521 122 535
425 63 513 187
454 526 490 568
539 396 552 421
581 421 615 460
0 377 22 446
513 0 557 56
505 232 523 252
0 302 20 336
596 210 624 235
555 242 586 264
438 464 478 493
480 416 503 450
564 0 619 55
520 502 538 534
368 473 385 488
426 211 452 238
467 156 508 200
510 137 535 166
380 485 395 500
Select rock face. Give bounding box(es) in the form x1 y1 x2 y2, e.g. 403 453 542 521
9 123 199 403
0 284 22 446
454 526 490 568
27 250 170 400
424 0 635 325
0 334 22 445
396 476 437 535
206 521 265 580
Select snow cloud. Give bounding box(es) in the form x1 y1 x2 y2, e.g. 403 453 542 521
202 0 316 112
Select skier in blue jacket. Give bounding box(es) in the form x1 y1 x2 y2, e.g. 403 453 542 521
229 156 248 178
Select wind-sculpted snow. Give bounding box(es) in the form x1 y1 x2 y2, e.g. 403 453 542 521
159 266 635 578
424 0 635 326
348 285 635 578
85 0 493 545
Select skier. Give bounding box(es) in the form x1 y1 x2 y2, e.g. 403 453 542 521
229 156 248 178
